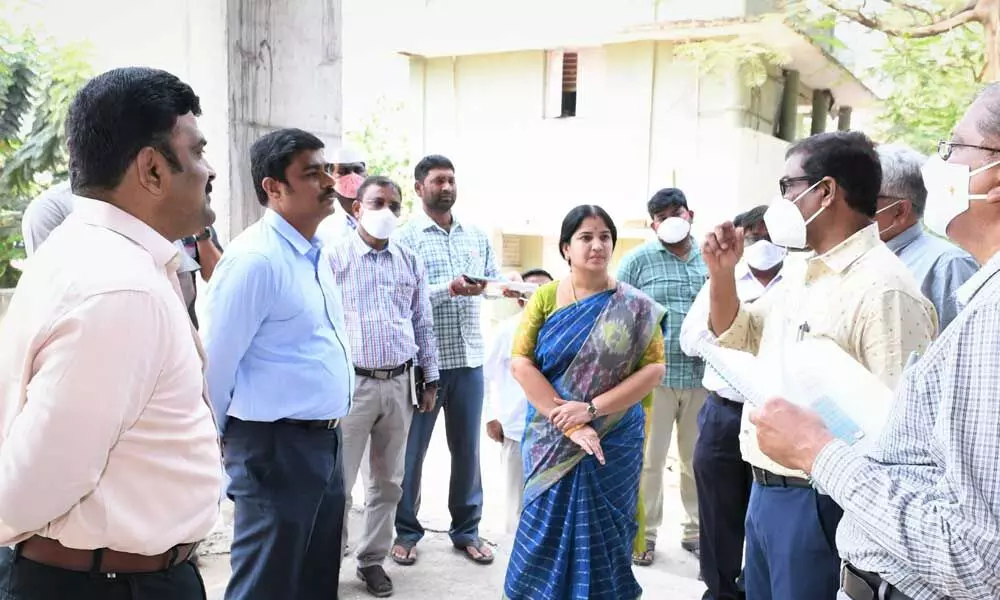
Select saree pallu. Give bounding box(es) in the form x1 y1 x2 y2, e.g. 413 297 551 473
503 284 664 600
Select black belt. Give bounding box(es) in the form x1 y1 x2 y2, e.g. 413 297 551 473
276 418 340 430
842 563 913 600
354 361 410 380
751 466 812 488
711 394 743 410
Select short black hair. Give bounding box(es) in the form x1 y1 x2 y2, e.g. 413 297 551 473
787 131 882 218
250 128 325 206
357 175 403 201
559 205 618 261
647 188 688 218
67 67 201 193
734 205 768 230
414 154 455 183
521 268 554 281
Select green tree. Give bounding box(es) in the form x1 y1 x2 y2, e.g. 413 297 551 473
345 99 417 214
0 19 90 287
872 23 984 153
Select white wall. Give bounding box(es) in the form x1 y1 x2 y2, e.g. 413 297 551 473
409 41 790 263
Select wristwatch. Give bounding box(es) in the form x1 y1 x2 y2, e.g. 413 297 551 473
194 227 212 242
586 401 598 420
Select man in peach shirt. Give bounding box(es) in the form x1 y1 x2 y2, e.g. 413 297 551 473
0 67 223 599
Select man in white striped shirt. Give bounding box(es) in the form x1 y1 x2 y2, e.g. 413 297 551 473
751 84 1000 600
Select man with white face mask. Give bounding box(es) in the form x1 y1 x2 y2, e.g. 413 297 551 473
327 176 439 597
875 144 978 332
702 131 937 600
750 85 1000 600
618 187 709 565
680 205 785 600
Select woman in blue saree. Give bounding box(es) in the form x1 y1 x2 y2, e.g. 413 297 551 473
504 205 666 600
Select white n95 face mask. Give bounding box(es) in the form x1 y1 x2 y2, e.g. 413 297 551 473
763 179 826 250
657 216 691 244
359 208 399 240
744 239 787 271
922 155 1000 237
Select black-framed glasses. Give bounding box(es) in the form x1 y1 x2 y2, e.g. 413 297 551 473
778 175 818 196
938 140 1000 160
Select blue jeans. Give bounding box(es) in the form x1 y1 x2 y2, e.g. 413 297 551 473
395 366 484 546
694 394 752 600
744 482 842 600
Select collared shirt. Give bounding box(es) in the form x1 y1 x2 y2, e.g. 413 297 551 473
327 230 439 383
0 197 222 554
680 262 785 400
202 210 353 432
391 212 499 370
316 212 358 247
617 237 708 389
812 251 1000 600
716 225 937 477
484 313 527 441
21 182 74 256
886 223 979 332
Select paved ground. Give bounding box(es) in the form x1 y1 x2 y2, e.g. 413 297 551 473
201 424 705 599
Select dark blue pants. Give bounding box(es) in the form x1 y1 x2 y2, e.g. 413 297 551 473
0 547 206 599
396 366 484 546
693 394 752 600
223 419 345 600
744 482 843 600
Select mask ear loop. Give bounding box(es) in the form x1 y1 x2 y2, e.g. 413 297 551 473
968 159 1000 200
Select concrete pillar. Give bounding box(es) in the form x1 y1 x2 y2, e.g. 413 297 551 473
225 0 344 239
837 106 852 131
778 69 799 142
810 89 830 135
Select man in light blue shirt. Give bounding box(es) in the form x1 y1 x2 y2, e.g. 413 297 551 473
875 144 979 331
201 128 353 600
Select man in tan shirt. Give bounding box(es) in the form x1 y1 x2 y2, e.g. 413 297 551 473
0 67 223 599
702 131 937 600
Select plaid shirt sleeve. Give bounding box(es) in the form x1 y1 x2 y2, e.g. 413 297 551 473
812 299 1000 599
412 254 439 383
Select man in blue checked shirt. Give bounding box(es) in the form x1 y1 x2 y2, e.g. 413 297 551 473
390 155 500 566
328 176 439 597
201 128 353 600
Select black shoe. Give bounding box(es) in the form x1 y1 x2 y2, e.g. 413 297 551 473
681 539 700 559
357 565 394 597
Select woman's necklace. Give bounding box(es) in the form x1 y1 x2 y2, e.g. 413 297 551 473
571 275 612 302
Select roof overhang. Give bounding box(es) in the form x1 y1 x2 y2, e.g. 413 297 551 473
399 16 876 109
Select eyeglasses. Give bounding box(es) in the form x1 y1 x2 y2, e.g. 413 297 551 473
778 176 818 196
937 140 1000 160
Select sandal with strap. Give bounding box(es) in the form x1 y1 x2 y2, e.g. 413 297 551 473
357 565 394 597
390 539 418 566
453 538 495 565
632 540 655 567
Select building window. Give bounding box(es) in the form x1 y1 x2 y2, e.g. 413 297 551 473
545 50 578 119
560 52 578 117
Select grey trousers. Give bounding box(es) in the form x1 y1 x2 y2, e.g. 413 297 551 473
341 372 413 567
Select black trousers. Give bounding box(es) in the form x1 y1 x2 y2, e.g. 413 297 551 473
0 547 206 599
224 418 345 600
693 393 753 600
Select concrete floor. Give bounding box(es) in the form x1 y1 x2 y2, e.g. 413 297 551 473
201 424 705 599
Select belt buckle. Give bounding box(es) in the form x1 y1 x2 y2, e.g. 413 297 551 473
374 370 389 380
326 419 339 430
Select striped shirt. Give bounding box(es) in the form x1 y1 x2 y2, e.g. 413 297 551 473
617 238 708 389
391 212 499 371
813 250 1000 600
327 230 439 383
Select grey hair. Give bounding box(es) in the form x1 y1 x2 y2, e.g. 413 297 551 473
974 82 1000 139
876 143 928 216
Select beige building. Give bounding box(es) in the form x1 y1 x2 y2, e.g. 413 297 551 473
397 0 875 278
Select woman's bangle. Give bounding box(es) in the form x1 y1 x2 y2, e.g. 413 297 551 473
563 424 585 437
